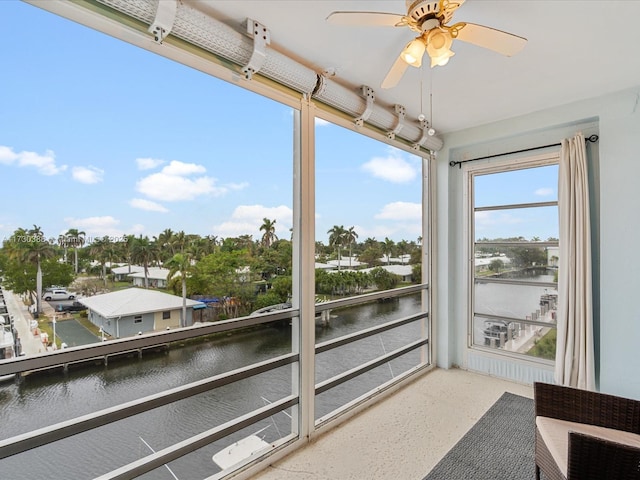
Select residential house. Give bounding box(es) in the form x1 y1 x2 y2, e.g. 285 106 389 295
128 267 171 288
78 287 205 337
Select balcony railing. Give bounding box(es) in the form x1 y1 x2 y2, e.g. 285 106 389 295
0 284 429 478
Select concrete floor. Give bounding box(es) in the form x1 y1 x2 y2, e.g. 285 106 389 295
251 368 533 480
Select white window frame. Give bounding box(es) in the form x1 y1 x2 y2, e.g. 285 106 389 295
463 151 559 364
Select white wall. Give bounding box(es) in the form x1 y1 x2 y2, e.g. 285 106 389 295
435 86 640 398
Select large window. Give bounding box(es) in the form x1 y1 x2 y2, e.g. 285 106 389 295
314 120 430 421
467 154 559 362
0 2 432 478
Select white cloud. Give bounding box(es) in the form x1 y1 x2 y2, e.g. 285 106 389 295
213 204 293 238
136 157 165 170
315 117 330 126
129 198 169 213
72 166 104 184
375 202 422 220
535 187 554 196
0 145 67 175
0 146 19 164
361 150 417 183
135 159 245 201
162 160 206 176
136 173 218 201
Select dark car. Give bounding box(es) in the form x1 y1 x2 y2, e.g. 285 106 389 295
56 301 87 313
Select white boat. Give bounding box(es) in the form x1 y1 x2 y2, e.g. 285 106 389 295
0 315 17 382
212 427 271 471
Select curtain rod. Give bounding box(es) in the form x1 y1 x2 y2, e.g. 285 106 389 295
449 134 599 168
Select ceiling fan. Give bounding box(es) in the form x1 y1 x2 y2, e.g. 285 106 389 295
327 0 527 88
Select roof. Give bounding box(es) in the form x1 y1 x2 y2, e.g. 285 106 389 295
111 265 145 274
127 267 171 280
361 265 414 277
78 288 205 318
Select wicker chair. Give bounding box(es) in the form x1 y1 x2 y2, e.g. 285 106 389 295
534 382 640 480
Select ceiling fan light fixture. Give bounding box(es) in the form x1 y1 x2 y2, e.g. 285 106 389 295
426 28 455 67
400 37 426 67
429 49 454 67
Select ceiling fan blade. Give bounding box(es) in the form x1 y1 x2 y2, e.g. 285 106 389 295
455 23 527 56
326 11 406 27
381 55 409 89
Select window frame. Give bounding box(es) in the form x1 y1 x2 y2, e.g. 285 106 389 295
464 151 559 364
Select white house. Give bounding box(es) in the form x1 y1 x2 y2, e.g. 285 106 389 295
111 264 145 282
128 267 171 288
79 288 205 337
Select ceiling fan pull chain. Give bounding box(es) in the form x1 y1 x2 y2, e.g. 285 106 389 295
242 19 271 81
387 104 407 140
355 86 375 127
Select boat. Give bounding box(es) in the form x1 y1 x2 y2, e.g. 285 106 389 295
0 315 17 382
211 426 271 471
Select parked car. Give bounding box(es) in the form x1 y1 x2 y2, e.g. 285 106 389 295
42 290 76 301
56 301 86 313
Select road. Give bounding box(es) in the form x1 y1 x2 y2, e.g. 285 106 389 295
2 289 55 355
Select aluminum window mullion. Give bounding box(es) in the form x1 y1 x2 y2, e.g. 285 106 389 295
474 313 556 329
475 278 557 288
475 200 557 212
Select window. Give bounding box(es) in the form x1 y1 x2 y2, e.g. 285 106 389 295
133 315 142 324
162 311 171 320
467 153 558 362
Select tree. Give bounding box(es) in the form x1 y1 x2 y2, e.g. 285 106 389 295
166 252 193 327
489 259 504 273
130 236 159 288
12 226 56 313
1 231 72 302
64 228 86 274
260 218 278 248
344 226 358 268
89 236 114 288
370 267 400 290
327 225 346 270
396 240 409 264
382 237 395 264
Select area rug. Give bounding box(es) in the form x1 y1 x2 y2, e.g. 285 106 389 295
423 392 535 480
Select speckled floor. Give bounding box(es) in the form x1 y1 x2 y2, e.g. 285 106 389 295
250 368 533 480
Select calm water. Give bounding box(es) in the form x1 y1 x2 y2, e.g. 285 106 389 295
0 294 423 480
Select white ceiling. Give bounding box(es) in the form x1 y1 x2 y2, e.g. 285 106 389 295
186 0 640 134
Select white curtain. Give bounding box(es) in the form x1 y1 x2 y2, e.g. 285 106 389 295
555 132 595 390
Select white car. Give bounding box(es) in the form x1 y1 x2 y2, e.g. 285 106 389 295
42 290 76 301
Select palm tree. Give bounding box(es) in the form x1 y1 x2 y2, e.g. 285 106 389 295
382 237 395 264
166 252 193 327
89 236 113 288
65 228 86 274
130 236 158 288
345 226 358 268
260 218 278 248
22 225 55 313
172 230 187 254
327 225 346 270
397 240 409 264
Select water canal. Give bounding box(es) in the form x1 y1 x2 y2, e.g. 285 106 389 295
0 294 423 479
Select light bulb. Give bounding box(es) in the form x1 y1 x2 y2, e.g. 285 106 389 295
401 38 425 67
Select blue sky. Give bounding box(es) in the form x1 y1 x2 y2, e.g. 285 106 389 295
0 2 556 246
